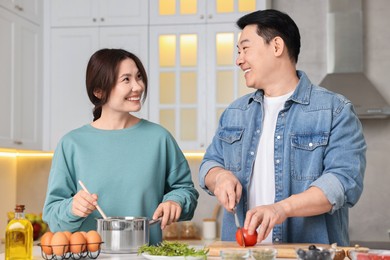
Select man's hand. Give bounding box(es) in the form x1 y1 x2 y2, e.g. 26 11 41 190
244 187 332 243
244 203 287 243
206 167 242 211
72 190 98 217
152 200 181 230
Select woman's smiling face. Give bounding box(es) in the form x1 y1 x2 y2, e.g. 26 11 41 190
104 58 145 114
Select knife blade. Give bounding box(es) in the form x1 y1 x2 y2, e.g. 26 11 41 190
232 206 245 247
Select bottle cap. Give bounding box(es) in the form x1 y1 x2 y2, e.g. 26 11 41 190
15 205 25 212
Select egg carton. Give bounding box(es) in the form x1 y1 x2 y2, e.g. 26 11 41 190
37 242 104 260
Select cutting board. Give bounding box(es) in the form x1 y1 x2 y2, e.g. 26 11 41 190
206 241 369 258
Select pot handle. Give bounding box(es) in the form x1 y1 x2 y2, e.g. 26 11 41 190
149 217 162 226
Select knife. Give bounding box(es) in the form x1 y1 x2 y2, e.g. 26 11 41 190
232 206 245 247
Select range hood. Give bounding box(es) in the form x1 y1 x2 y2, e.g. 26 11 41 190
319 0 390 119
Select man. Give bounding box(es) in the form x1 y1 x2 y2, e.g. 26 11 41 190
199 9 366 246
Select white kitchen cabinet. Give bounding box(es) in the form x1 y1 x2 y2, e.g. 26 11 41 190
149 25 207 151
45 26 148 151
149 1 267 151
149 24 254 151
0 7 42 149
50 0 148 27
149 0 269 25
0 0 41 24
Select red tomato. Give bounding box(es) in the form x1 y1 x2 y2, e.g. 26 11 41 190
235 228 258 246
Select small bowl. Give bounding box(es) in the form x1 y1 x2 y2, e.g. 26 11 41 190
296 245 335 260
220 249 250 259
349 249 390 260
251 248 277 260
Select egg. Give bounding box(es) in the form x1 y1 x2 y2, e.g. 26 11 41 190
80 231 87 239
69 232 87 254
86 230 102 252
40 231 54 255
63 231 72 240
51 232 69 256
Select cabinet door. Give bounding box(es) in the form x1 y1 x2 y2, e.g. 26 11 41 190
149 25 207 151
149 0 206 25
149 0 268 25
98 0 148 25
13 14 42 149
50 0 98 27
207 0 268 23
13 0 41 24
0 8 42 149
0 9 14 147
50 0 148 27
48 28 99 150
0 0 41 24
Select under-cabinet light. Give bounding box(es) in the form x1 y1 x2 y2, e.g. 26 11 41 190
0 150 204 159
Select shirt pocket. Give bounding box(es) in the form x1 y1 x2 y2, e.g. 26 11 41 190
290 132 329 181
217 127 244 172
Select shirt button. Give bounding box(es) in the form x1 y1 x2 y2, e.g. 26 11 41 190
256 129 260 134
276 159 280 164
276 136 281 139
309 142 313 147
250 151 254 156
274 238 280 242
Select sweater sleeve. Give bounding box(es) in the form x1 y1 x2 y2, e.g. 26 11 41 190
42 140 85 232
162 136 199 221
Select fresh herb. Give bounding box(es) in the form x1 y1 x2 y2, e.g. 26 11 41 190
138 241 208 258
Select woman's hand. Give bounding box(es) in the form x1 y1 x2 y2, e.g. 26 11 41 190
72 190 98 217
152 201 181 229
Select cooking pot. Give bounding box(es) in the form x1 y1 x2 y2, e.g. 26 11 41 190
96 216 160 254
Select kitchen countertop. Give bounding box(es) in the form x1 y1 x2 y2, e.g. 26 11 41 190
0 245 222 260
0 240 222 260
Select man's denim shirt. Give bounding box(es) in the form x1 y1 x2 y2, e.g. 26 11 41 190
199 71 366 246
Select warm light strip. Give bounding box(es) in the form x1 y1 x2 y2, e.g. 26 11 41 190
183 152 205 158
0 151 17 158
0 151 53 157
0 150 204 158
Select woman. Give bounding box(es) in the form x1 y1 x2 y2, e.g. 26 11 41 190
43 48 199 244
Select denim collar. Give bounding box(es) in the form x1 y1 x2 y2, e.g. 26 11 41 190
248 70 312 106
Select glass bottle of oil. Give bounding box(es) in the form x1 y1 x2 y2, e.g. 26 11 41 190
5 205 33 260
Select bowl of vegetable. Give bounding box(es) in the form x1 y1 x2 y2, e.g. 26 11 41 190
138 241 208 260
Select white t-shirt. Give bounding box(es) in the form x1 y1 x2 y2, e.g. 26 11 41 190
248 91 293 243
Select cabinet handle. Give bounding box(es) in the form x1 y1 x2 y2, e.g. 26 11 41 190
100 17 105 22
14 5 24 11
208 14 213 19
14 140 23 145
93 18 97 22
200 14 204 19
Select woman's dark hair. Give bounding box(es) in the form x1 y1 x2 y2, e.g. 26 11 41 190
237 9 301 63
85 48 148 121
